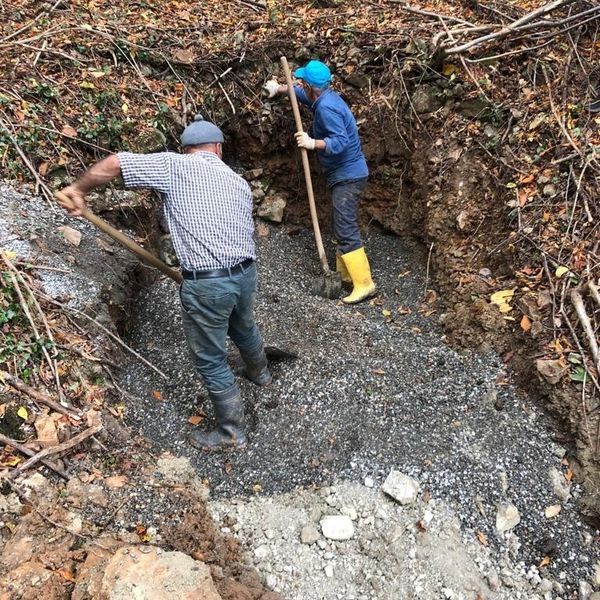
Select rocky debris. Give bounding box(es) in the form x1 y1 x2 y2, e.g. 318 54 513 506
300 524 320 545
320 515 355 540
0 560 70 600
496 503 521 533
207 481 558 600
536 358 567 385
381 470 420 505
125 227 599 592
257 194 286 223
548 467 571 502
411 85 443 114
0 492 22 515
159 234 179 267
244 168 264 180
100 545 221 599
155 453 209 500
66 478 109 508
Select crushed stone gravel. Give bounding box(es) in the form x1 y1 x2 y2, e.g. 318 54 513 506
121 223 599 593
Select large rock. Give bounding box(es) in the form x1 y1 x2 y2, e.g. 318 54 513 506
0 561 69 600
381 470 420 505
99 546 222 599
320 515 355 541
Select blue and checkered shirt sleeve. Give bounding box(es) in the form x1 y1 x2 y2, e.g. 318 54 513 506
118 152 171 194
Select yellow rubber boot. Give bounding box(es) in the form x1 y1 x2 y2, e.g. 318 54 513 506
340 247 377 304
336 252 352 284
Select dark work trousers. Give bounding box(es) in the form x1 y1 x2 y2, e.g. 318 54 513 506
179 262 264 393
330 178 368 254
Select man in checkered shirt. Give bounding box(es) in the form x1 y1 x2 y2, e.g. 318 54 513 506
57 115 271 451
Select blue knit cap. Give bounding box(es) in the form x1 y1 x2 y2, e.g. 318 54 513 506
181 115 224 147
294 60 332 89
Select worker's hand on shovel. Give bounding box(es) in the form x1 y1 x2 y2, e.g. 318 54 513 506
295 131 316 150
56 186 87 216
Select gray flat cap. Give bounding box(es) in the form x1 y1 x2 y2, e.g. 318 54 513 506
181 114 224 146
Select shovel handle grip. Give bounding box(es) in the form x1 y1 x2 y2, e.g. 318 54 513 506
280 56 331 275
54 191 183 284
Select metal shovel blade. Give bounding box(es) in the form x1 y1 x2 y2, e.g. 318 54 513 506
311 271 342 300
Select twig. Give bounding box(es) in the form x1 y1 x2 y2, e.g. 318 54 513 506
423 242 434 300
12 423 102 477
391 1 477 28
0 116 55 206
571 285 600 372
443 0 579 55
3 263 65 403
0 432 69 479
0 370 81 420
2 253 66 402
39 294 169 381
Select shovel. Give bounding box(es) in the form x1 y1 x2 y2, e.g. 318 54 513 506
280 56 342 300
54 191 182 284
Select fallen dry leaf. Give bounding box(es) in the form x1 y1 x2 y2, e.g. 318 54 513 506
188 415 204 425
105 475 128 489
520 314 532 332
539 555 551 568
372 368 386 375
477 531 488 545
57 568 76 583
152 390 163 401
61 124 78 138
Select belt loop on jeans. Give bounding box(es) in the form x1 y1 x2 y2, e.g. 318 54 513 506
181 258 254 280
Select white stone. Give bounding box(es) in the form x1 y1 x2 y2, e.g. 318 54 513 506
579 581 593 600
341 506 358 521
324 565 334 578
300 524 320 545
320 515 355 541
254 545 271 560
364 477 375 488
496 503 520 533
548 467 571 502
381 471 420 505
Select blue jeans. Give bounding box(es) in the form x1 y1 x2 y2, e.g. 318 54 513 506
331 178 368 254
179 263 264 392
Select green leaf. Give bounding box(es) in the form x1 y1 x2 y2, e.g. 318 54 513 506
570 366 588 383
17 406 28 420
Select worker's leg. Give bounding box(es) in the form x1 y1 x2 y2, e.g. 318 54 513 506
180 277 246 450
331 179 366 254
331 179 376 304
179 277 236 392
228 263 272 386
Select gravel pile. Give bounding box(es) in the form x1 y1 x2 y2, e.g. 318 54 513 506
122 223 599 594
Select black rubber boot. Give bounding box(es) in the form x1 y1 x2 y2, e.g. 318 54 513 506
188 384 247 451
239 344 272 386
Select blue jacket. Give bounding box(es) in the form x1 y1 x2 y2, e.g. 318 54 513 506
295 87 368 188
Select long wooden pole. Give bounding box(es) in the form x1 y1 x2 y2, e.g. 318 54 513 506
280 56 331 275
54 191 182 284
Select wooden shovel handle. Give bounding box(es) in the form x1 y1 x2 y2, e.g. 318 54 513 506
54 191 183 284
280 56 331 275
